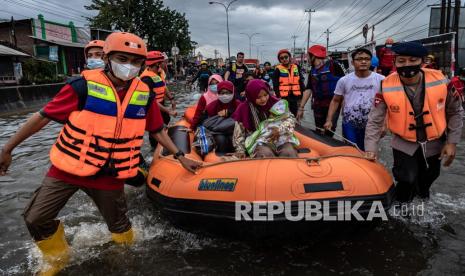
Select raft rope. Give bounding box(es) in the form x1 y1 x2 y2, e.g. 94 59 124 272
159 151 375 170
196 153 375 169
309 123 365 156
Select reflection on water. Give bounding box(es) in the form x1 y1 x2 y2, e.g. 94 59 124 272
0 83 464 275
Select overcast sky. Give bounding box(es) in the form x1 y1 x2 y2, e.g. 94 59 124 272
0 0 439 62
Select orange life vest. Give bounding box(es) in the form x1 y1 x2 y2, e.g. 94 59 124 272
49 70 150 179
140 68 166 103
81 68 102 79
381 68 448 142
276 64 301 97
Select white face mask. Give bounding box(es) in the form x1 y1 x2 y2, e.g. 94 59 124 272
110 60 141 81
218 94 234 103
209 84 218 93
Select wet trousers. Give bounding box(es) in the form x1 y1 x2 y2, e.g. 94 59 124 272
254 142 298 158
313 105 340 137
392 148 441 202
23 177 131 241
281 94 300 117
342 122 366 150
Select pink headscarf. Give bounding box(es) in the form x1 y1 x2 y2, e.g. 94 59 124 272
231 79 278 131
203 74 223 105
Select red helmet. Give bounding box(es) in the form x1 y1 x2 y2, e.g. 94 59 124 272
277 49 291 61
308 45 326 58
146 51 165 66
84 40 104 55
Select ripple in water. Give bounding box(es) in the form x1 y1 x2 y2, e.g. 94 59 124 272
1 83 465 275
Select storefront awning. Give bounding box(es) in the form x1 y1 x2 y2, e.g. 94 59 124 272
30 36 86 48
0 44 30 57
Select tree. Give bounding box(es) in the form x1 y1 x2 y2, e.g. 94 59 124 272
85 0 193 55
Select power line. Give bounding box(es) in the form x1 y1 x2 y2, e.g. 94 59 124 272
3 0 88 23
330 0 421 47
34 0 94 18
328 0 397 46
292 11 308 37
376 23 429 42
330 0 396 36
376 0 431 39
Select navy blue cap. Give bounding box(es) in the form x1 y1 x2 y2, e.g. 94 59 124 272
392 41 428 57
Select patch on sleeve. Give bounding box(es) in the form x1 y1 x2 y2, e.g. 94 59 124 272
374 93 384 107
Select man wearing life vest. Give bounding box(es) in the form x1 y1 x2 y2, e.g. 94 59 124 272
83 40 105 71
140 50 177 125
365 42 463 202
0 32 201 275
272 49 305 116
297 45 345 136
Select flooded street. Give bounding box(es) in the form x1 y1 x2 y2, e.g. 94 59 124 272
1 84 465 275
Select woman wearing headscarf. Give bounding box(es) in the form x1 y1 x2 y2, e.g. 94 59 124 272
232 79 299 158
205 80 241 118
191 74 223 130
202 80 241 153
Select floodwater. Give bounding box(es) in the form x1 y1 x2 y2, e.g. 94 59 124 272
1 82 465 275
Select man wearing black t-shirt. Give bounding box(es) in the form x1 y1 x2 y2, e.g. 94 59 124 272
224 52 249 101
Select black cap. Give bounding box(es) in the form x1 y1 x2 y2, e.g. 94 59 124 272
392 41 428 57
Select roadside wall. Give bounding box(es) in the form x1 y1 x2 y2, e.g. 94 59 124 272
0 83 64 115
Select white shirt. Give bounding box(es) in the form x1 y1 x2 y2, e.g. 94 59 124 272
334 71 385 128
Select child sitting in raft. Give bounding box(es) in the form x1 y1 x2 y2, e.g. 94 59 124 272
244 99 300 156
231 79 299 158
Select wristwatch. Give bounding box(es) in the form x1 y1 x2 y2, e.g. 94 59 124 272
173 150 185 159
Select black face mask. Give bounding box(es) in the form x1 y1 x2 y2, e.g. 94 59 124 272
397 64 421 78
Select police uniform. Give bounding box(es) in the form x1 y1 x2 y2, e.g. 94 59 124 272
365 42 464 202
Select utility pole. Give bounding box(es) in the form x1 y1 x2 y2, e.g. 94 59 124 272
305 9 316 51
454 0 461 69
10 16 17 47
240 32 260 57
371 25 375 42
324 29 331 51
446 0 452 32
291 35 298 56
214 49 218 59
440 0 446 33
209 0 239 61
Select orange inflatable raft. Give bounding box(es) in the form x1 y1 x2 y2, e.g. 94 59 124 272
146 106 394 223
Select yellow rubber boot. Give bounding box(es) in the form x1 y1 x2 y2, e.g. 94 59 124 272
36 222 70 276
111 227 134 246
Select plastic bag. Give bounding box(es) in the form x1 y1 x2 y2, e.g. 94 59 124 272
192 126 216 156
